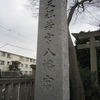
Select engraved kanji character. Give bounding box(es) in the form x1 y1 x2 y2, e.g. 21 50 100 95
43 48 56 56
45 9 55 18
44 20 55 30
45 0 55 9
43 74 54 89
44 33 54 44
43 59 55 70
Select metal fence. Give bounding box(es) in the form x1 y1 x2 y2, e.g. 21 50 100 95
0 71 22 78
0 78 34 100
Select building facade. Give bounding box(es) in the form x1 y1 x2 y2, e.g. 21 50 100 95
0 50 36 75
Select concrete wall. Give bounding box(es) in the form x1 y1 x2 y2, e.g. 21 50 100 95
0 50 36 75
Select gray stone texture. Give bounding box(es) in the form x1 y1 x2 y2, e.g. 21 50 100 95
68 32 85 100
34 0 69 100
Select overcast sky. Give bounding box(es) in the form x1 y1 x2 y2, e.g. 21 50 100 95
0 0 38 58
0 0 99 59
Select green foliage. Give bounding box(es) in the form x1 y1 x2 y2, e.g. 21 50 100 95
8 61 21 71
75 38 100 100
76 48 90 69
79 67 100 100
9 65 14 71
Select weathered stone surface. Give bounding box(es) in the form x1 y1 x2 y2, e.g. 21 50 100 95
68 32 85 100
34 0 69 100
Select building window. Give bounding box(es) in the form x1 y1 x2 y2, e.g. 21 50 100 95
0 60 4 65
25 71 28 74
1 52 6 57
20 56 24 61
33 59 36 63
30 59 32 62
7 53 11 58
26 58 29 62
7 61 10 65
21 64 24 67
25 64 28 68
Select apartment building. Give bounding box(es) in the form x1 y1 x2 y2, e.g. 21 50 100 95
0 50 36 75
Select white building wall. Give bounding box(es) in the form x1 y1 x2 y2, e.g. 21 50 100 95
0 50 36 75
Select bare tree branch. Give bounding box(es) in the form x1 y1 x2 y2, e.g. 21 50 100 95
27 0 100 29
67 0 91 26
25 0 39 17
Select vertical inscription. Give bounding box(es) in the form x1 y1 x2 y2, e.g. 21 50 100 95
43 0 56 89
35 0 69 100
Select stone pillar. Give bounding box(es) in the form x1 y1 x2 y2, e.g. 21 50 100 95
90 36 98 85
90 37 97 72
34 0 69 100
30 64 36 78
